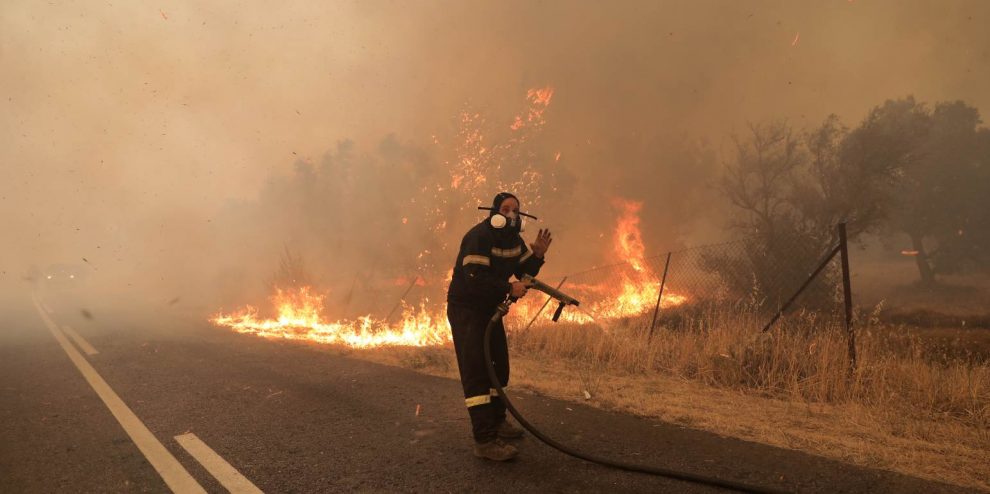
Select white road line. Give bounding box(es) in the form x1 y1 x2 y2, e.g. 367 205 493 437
62 325 99 356
41 302 53 314
31 295 206 494
175 433 264 494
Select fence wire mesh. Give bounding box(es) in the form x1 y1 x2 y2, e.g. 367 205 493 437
333 229 849 337
521 233 847 334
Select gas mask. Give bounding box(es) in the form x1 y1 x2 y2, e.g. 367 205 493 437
478 191 537 236
489 210 526 233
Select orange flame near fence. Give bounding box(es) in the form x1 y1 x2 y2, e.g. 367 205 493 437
213 196 688 346
212 85 686 347
551 198 687 323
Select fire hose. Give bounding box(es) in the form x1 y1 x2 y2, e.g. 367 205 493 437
483 275 787 494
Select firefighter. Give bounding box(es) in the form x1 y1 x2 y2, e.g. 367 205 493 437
447 192 553 461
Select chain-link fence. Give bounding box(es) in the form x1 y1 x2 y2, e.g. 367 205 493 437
331 224 853 347
519 225 853 342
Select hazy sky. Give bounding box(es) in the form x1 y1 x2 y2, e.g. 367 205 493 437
2 0 988 298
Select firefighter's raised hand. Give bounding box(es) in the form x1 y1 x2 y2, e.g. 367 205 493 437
531 228 553 258
510 281 530 298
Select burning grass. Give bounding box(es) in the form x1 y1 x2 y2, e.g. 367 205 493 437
213 286 989 489
212 287 450 348
211 188 987 487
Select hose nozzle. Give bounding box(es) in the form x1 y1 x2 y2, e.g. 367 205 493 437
520 274 580 322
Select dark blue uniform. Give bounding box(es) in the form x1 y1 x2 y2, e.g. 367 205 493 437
446 220 544 442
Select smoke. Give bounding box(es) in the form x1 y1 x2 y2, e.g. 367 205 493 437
2 0 988 307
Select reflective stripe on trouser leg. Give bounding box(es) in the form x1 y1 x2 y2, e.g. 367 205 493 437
449 304 506 442
465 395 492 408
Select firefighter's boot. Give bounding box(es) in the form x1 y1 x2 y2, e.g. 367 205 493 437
473 438 518 461
497 420 525 440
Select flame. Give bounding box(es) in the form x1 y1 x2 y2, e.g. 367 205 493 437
510 86 555 133
212 197 688 347
393 276 427 287
613 198 647 272
212 196 690 347
496 197 689 327
528 86 554 106
212 286 450 348
575 197 688 320
212 94 692 349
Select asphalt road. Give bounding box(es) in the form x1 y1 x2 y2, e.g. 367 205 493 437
0 290 977 493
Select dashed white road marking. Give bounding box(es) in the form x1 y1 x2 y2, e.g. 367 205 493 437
41 301 53 314
31 294 206 494
62 325 99 356
175 433 264 494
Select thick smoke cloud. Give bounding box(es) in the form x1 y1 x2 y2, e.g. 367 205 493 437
2 1 988 307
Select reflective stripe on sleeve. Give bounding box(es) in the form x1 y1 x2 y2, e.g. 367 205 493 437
491 246 522 258
463 255 491 267
518 250 533 264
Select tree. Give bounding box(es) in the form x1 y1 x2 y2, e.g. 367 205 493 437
794 114 900 242
849 97 989 284
717 115 905 309
717 121 832 308
721 120 804 245
919 102 990 277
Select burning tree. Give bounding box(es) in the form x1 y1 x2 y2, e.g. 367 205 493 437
210 86 584 348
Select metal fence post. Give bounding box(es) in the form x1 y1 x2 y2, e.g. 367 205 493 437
384 275 420 324
649 252 672 340
838 222 856 374
761 244 841 332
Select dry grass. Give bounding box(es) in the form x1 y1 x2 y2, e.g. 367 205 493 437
356 305 990 491
506 357 989 491
513 308 989 431
507 306 989 490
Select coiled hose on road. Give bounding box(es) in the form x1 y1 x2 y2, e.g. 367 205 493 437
483 301 788 494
